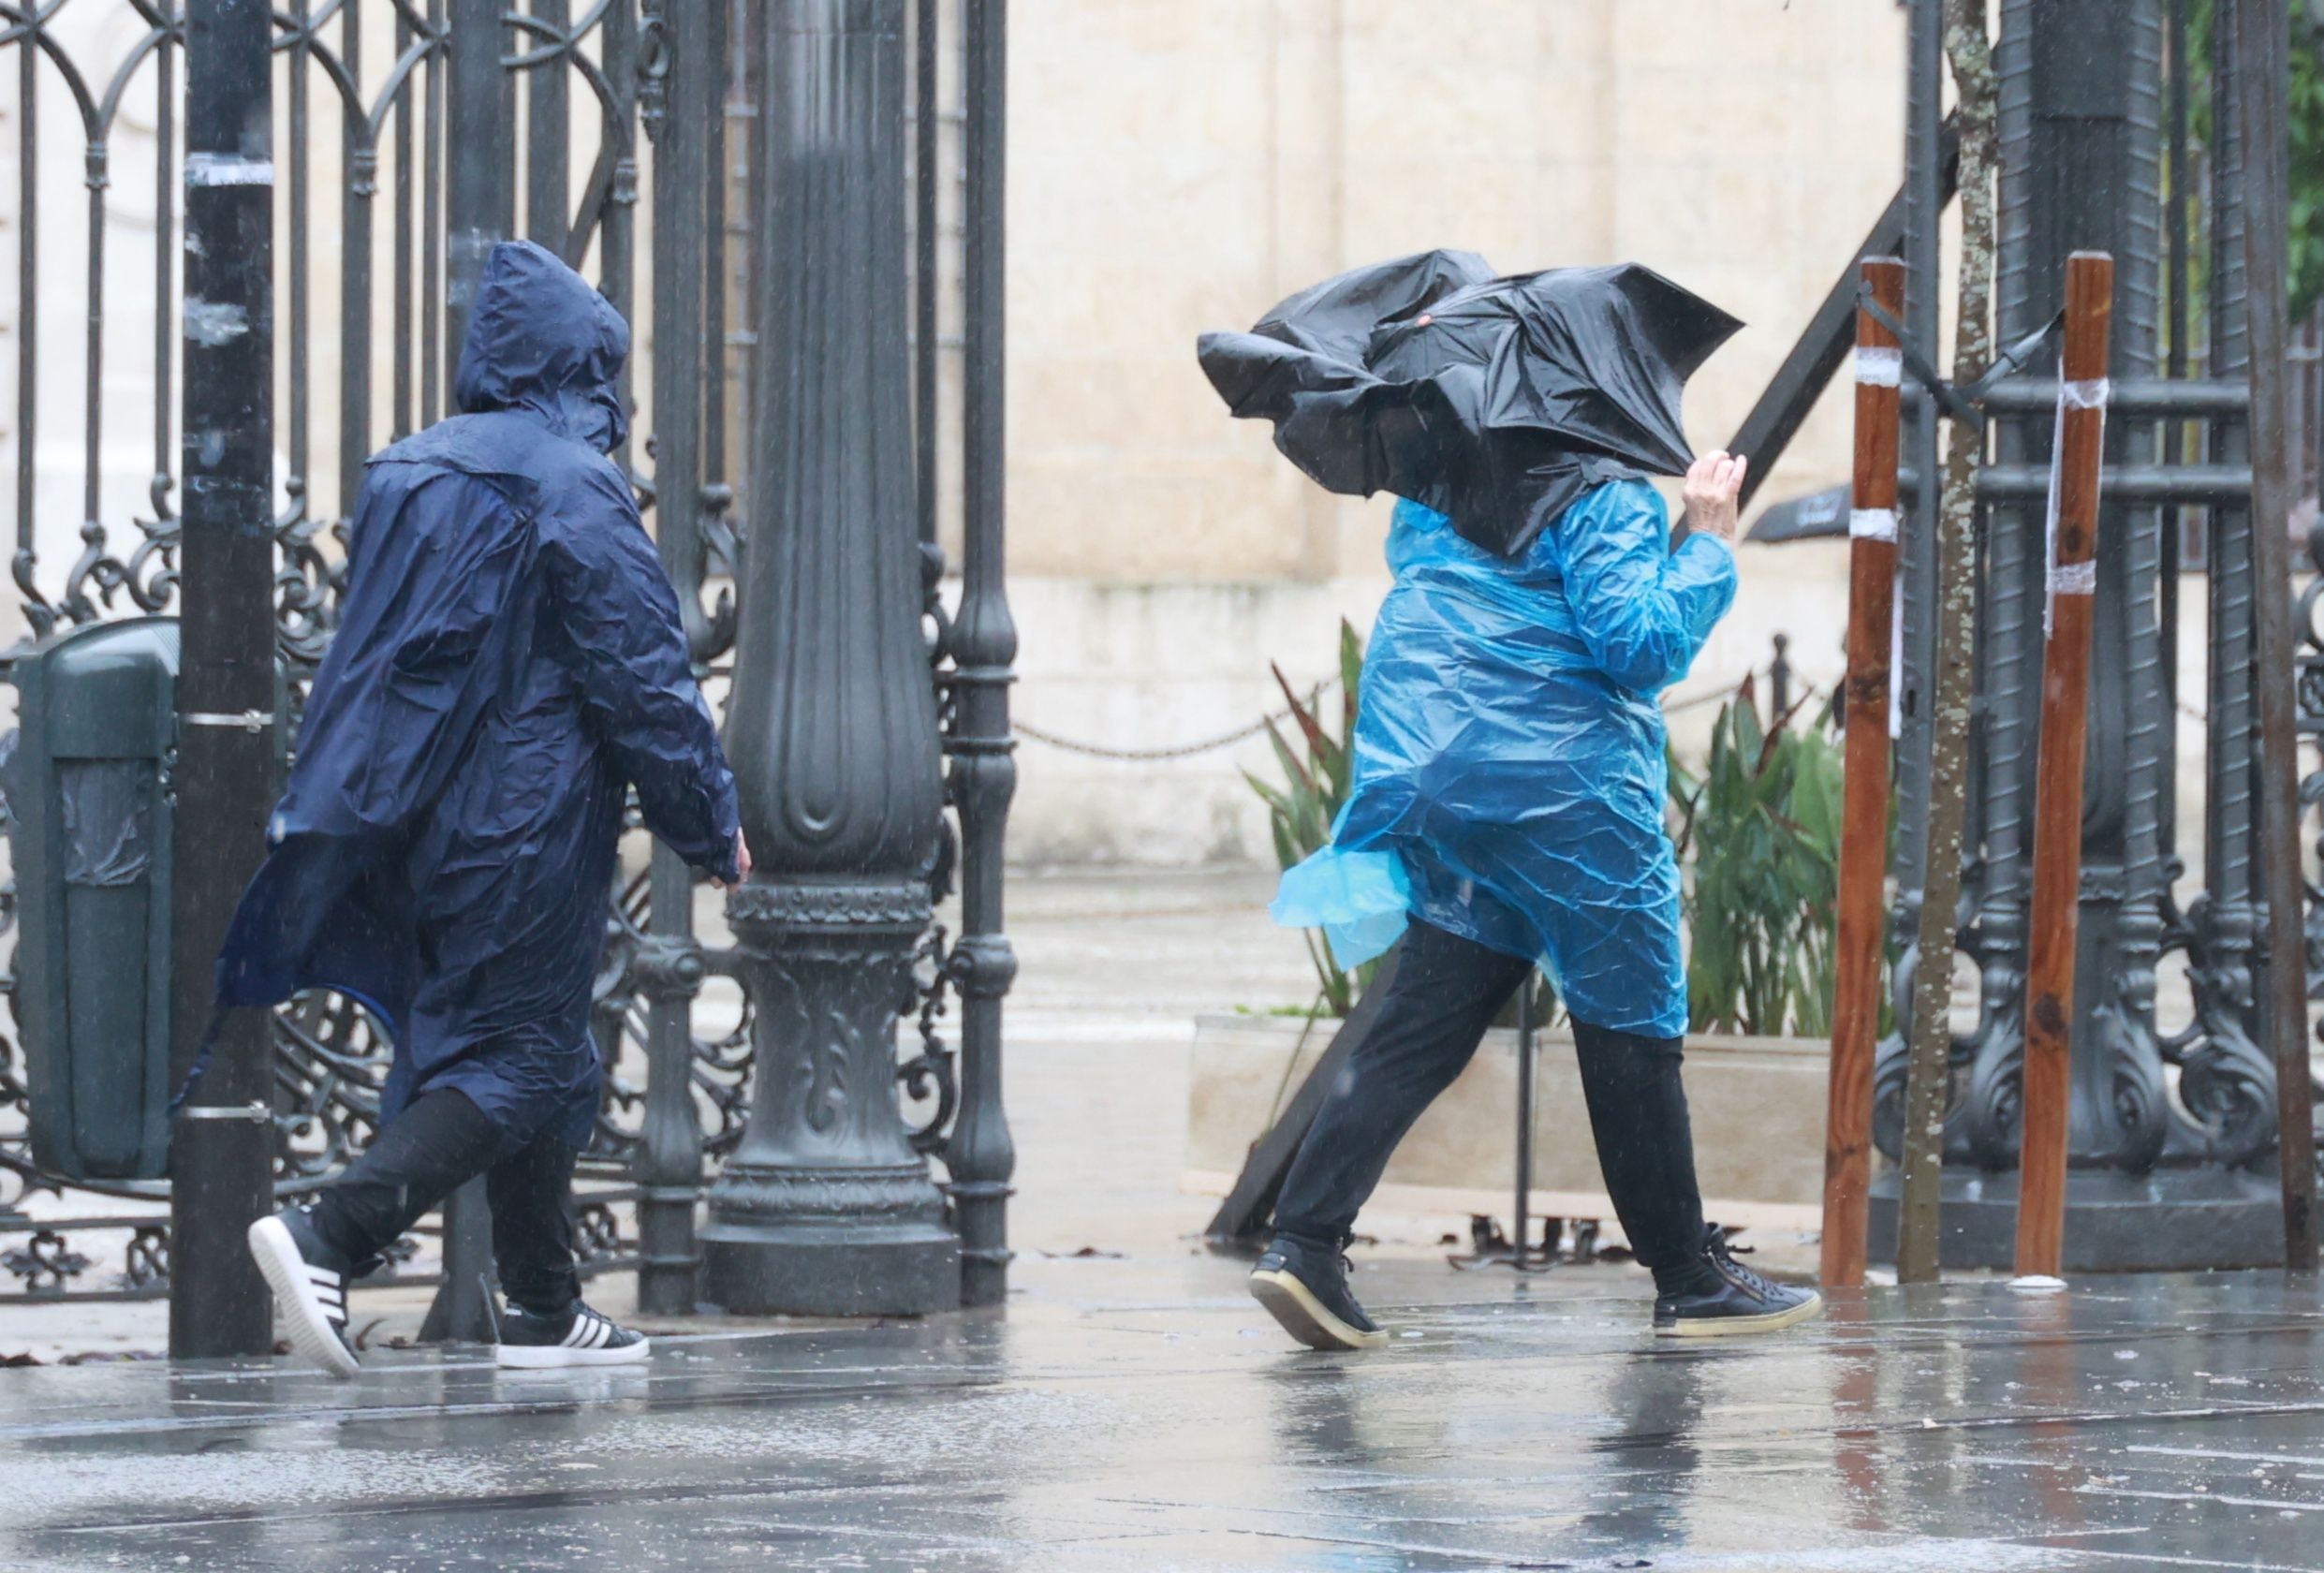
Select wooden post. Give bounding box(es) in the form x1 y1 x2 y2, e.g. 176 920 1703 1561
2228 0 2319 1272
1821 256 1905 1289
2014 250 2114 1280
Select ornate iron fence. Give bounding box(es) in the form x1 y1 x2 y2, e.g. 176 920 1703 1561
1865 0 2322 1271
0 0 1004 1313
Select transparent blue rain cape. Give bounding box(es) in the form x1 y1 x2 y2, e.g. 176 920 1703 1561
1272 481 1735 1038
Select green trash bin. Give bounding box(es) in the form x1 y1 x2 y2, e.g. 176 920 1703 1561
8 617 182 1182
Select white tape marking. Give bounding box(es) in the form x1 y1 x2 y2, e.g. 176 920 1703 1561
2048 560 2096 596
182 299 248 347
1848 507 1899 542
184 709 274 732
1854 346 1904 388
2062 377 2111 410
184 153 275 187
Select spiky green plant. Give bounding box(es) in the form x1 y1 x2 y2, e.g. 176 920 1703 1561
1244 619 1377 1017
1667 684 1849 1038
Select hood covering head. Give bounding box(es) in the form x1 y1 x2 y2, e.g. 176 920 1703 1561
453 240 631 454
1198 251 1742 557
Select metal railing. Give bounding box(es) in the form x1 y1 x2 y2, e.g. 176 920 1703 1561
0 0 1008 1315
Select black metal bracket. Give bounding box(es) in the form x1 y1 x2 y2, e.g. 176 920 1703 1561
1447 1213 1558 1273
1857 291 2065 432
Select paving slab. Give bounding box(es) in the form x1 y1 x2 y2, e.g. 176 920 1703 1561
7 1257 2324 1570
3 871 2308 1566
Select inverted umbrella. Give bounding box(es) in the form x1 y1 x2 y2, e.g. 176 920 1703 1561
1198 251 1743 557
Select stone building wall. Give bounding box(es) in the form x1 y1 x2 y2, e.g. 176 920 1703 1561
1005 0 1905 864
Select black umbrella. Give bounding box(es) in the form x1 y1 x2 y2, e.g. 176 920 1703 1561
1745 484 1852 544
1198 251 1743 557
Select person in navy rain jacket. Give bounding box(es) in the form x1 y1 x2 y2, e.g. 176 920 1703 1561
225 241 746 1376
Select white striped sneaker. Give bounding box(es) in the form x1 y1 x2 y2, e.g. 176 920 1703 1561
493 1301 650 1369
246 1208 361 1380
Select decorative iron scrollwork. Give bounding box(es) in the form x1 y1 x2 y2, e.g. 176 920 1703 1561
696 483 742 659
272 992 390 1179
727 882 935 931
3 1229 93 1295
575 1200 625 1264
900 925 960 1156
637 0 672 143
122 1225 170 1293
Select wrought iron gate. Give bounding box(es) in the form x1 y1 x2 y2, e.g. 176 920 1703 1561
0 0 999 1310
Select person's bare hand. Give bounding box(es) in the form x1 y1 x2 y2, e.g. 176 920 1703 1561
1684 450 1749 544
714 830 752 890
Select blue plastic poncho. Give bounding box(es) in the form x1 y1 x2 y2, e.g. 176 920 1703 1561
205 240 741 1149
1273 480 1735 1038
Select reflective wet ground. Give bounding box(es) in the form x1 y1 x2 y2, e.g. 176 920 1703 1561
6 1257 2324 1571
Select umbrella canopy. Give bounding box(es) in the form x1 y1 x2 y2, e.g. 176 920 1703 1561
1198 251 1743 557
1745 483 1852 544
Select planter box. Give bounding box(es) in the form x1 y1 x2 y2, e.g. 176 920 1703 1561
1184 1013 1828 1233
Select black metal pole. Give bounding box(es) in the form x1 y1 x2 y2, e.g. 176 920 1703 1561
914 0 940 548
635 0 715 1318
2230 0 2320 1272
948 0 1018 1311
526 0 572 257
702 0 960 1316
169 0 277 1361
1893 0 1946 916
2201 0 2273 1173
420 0 515 1345
2163 0 2192 864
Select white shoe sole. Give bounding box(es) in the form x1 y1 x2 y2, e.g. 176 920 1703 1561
246 1216 360 1380
495 1337 651 1370
1655 1288 1827 1339
1249 1269 1390 1352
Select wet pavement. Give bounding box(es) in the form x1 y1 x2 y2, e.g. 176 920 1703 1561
7 1257 2324 1570
5 872 2313 1567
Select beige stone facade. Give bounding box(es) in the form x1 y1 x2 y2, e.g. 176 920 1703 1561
1006 0 1905 863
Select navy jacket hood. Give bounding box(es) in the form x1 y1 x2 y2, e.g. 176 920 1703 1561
453 239 630 454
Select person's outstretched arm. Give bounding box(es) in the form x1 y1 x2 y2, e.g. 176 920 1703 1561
543 465 748 884
1556 454 1745 695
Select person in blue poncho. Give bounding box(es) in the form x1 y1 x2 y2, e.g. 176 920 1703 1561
1199 254 1827 1349
219 242 744 1377
1246 452 1823 1350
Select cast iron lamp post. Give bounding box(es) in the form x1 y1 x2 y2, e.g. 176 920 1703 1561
700 0 960 1316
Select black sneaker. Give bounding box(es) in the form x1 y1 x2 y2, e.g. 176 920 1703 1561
246 1206 361 1379
1654 1227 1824 1339
1248 1234 1390 1351
493 1301 651 1369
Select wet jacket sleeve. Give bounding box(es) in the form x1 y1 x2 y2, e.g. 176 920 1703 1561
1554 479 1737 694
542 469 743 880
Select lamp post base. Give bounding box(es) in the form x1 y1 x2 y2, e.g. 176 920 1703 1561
702 1181 960 1317
1866 1164 2287 1272
701 881 963 1316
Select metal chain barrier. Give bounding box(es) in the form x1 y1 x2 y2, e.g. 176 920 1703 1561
1013 682 1341 761
1014 668 1805 761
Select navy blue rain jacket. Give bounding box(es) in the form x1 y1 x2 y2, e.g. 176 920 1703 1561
208 240 742 1150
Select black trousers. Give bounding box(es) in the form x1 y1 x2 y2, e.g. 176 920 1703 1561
305 1088 582 1316
1272 918 1714 1294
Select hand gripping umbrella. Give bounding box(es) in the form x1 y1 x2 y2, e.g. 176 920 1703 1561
1198 251 1743 557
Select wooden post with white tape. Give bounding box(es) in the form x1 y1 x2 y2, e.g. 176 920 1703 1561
1821 256 1905 1289
2014 250 2113 1281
